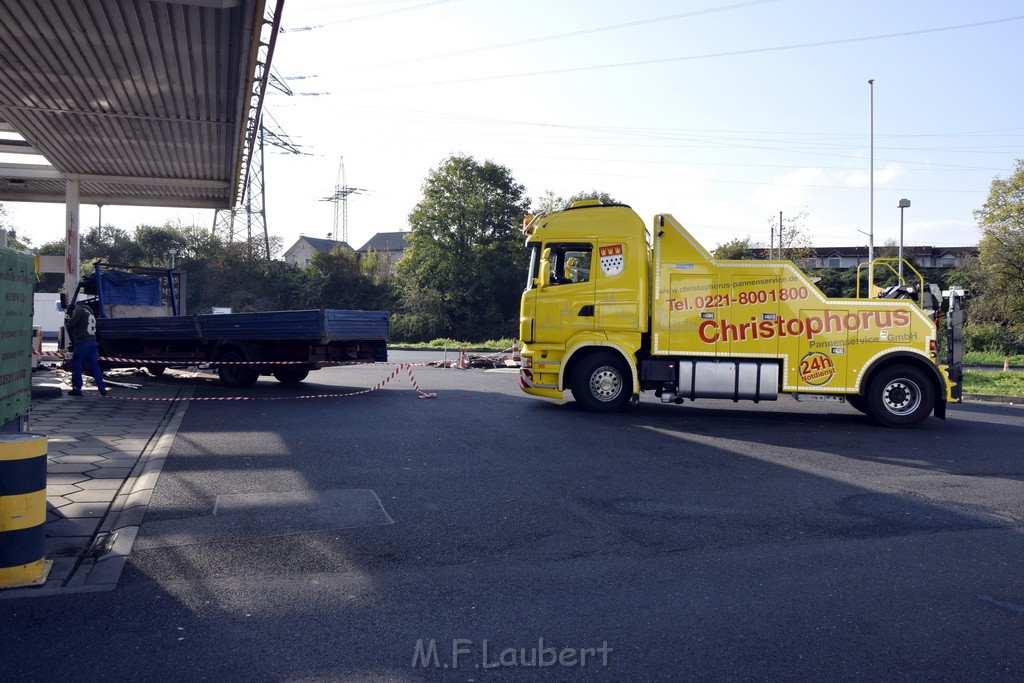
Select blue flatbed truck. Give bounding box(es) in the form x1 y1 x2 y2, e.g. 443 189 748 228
62 263 389 387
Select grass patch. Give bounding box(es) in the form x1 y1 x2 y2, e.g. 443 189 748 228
391 338 513 351
962 369 1024 397
964 351 1024 368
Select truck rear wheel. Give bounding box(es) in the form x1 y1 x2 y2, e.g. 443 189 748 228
273 366 309 384
867 365 934 428
217 351 259 388
571 352 632 412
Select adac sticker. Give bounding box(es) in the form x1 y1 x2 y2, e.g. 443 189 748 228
599 244 624 276
799 351 835 386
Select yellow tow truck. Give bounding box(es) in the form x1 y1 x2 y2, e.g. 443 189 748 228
518 201 966 428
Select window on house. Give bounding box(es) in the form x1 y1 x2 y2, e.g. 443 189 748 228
827 257 841 268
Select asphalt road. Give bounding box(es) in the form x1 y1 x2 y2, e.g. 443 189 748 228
4 353 1024 681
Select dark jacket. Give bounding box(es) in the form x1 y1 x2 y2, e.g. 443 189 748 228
67 305 97 344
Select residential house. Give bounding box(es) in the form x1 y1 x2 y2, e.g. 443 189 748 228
282 236 352 269
748 245 976 269
356 231 410 276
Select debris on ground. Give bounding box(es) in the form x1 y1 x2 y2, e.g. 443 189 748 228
427 353 518 369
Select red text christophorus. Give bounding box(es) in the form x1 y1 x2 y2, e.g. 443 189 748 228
697 310 911 344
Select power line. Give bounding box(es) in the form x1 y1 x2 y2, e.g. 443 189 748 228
315 100 1024 141
282 0 458 32
373 0 779 68
350 14 1024 91
321 102 1011 170
315 100 1024 145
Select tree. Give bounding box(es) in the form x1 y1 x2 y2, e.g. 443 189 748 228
973 159 1024 324
809 266 858 299
393 155 531 341
565 190 618 207
712 237 755 260
532 189 619 214
81 224 143 263
0 204 33 249
300 246 390 311
767 210 814 265
359 248 394 286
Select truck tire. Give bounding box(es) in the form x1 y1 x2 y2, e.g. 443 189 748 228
217 351 259 388
571 352 632 412
866 365 934 428
273 366 309 384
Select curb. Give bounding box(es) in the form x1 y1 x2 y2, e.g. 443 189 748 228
69 384 194 592
6 385 194 597
30 385 62 399
962 393 1022 405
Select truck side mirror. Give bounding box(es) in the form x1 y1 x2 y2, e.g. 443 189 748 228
538 248 552 288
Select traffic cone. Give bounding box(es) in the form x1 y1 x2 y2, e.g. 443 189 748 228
512 338 520 362
1004 359 1010 372
460 348 467 369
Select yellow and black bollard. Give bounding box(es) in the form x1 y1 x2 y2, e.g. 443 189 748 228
0 434 49 588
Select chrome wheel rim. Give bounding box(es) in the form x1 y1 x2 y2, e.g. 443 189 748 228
590 366 623 402
882 378 921 416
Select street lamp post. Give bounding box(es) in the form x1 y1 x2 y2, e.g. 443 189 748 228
898 198 910 280
868 79 875 296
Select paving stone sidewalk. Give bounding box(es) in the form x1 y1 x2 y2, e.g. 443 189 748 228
2 371 191 598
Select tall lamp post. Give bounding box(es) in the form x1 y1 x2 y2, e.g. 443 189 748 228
898 198 910 280
868 79 875 295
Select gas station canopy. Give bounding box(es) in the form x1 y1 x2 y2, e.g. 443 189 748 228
0 0 281 210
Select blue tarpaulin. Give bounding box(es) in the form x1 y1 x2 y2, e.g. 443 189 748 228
98 270 163 306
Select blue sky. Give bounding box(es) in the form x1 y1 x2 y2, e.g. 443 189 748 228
12 0 1024 255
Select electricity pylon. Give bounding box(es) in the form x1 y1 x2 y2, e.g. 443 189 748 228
320 156 365 246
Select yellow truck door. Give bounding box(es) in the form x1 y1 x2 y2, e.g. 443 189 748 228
530 242 596 346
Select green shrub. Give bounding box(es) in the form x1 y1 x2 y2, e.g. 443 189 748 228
965 323 1024 355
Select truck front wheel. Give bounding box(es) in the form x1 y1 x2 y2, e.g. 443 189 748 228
570 352 632 412
867 365 934 428
217 351 259 388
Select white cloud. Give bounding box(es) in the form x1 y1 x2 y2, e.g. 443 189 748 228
844 163 905 189
751 167 830 209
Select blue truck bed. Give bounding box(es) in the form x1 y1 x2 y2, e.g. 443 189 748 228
97 309 390 344
69 266 392 384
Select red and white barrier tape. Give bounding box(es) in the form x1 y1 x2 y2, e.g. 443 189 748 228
96 363 437 402
33 350 370 366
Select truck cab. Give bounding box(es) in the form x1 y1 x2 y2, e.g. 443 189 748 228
520 202 649 401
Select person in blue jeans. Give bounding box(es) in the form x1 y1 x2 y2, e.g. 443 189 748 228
66 301 107 396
